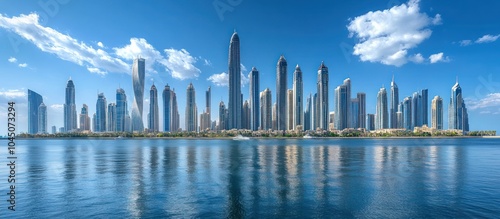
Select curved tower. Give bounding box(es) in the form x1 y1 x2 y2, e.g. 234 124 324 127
228 31 241 130
131 57 145 132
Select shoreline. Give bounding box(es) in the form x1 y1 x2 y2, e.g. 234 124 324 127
7 136 498 140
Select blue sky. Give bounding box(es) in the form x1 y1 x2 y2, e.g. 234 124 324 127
0 0 499 134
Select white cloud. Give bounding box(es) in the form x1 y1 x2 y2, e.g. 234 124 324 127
0 89 26 99
50 104 64 111
467 93 500 111
476 34 500 44
207 72 228 86
87 66 107 75
347 0 441 67
8 57 17 63
408 53 424 63
0 13 203 80
18 63 28 68
203 58 212 66
162 48 201 80
429 52 449 63
0 13 129 74
459 40 472 46
459 34 500 46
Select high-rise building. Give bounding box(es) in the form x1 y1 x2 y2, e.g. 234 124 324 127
218 101 227 131
304 94 312 131
172 89 180 132
390 75 399 129
51 126 56 134
107 103 116 132
28 89 43 134
421 89 428 126
95 93 107 132
329 112 335 130
293 64 303 130
260 88 272 130
276 55 287 131
402 97 412 130
411 92 421 128
313 93 319 130
116 88 127 132
357 93 366 129
366 114 375 131
162 85 172 132
334 85 348 130
249 67 260 131
431 95 443 130
449 79 469 132
148 84 159 132
200 87 212 131
38 102 47 134
287 89 294 130
317 62 329 130
228 31 241 130
376 87 388 130
79 104 90 131
132 57 145 132
272 102 277 131
185 83 197 132
64 78 77 132
343 78 352 128
242 100 250 130
351 98 359 129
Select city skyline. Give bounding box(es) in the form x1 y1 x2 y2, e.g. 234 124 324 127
1 0 499 134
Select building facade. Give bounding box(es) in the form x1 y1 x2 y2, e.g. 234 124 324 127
132 57 145 132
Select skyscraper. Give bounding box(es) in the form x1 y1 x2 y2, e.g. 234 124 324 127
293 65 303 130
421 89 428 126
334 85 348 130
200 87 211 131
357 93 366 129
64 78 77 132
228 31 241 130
276 55 287 131
317 62 329 130
411 92 421 128
79 104 90 131
449 78 469 132
95 93 107 132
272 102 277 130
242 100 250 130
287 89 294 130
366 114 375 131
218 101 227 131
431 95 443 130
185 83 197 132
304 94 312 131
402 97 412 130
132 57 145 132
116 88 127 132
343 78 351 128
260 88 272 130
107 103 116 132
38 102 47 134
313 93 319 130
162 85 172 132
351 98 359 129
28 89 43 134
376 87 388 130
249 67 260 131
390 75 399 129
148 84 159 132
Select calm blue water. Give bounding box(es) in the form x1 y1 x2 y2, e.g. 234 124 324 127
1 138 500 218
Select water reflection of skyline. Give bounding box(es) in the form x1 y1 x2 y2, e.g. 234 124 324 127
11 138 499 218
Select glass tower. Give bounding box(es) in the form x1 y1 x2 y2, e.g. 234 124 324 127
276 55 288 131
376 87 388 130
132 58 145 132
64 78 77 132
148 84 159 132
317 62 329 130
116 88 127 132
185 83 197 132
96 93 107 132
249 67 260 131
293 65 303 130
228 31 241 130
28 89 43 134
